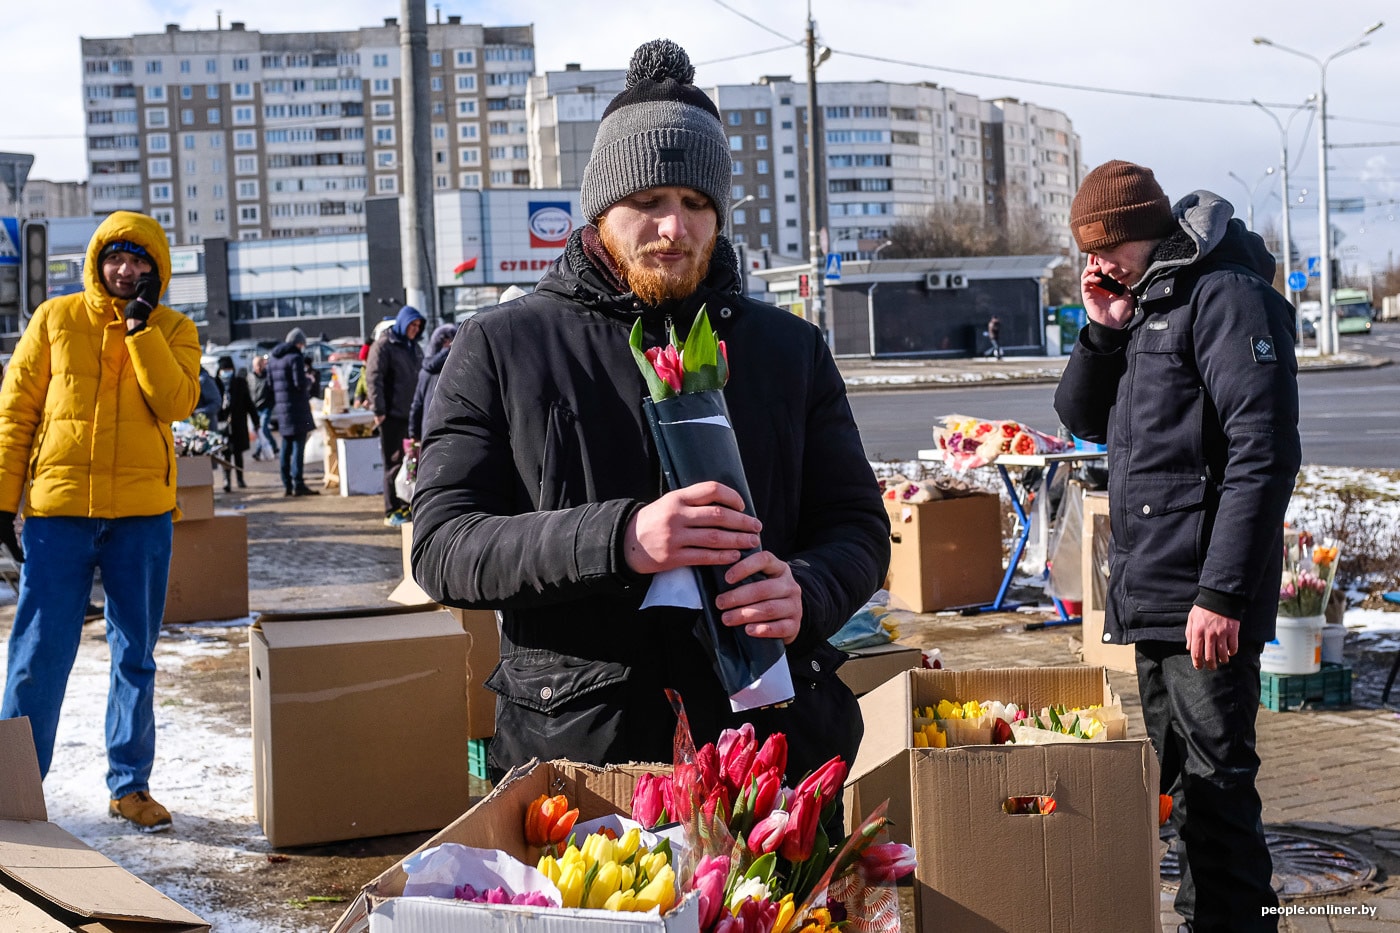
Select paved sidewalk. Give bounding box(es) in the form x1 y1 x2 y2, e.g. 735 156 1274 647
835 349 1387 392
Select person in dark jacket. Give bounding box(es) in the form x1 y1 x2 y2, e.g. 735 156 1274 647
412 39 889 790
268 327 319 497
194 367 221 427
366 305 425 526
984 315 1003 359
408 323 457 442
1053 161 1300 933
247 354 277 459
215 355 259 492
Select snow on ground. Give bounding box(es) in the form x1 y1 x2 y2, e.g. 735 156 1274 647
0 620 304 933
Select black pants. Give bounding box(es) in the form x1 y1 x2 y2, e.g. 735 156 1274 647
221 449 245 489
379 416 410 515
1137 640 1278 932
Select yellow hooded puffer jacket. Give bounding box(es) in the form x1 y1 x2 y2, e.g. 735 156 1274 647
0 211 201 518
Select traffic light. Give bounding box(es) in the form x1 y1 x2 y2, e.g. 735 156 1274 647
798 273 810 298
20 220 46 317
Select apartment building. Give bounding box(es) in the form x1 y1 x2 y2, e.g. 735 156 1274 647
13 179 90 220
529 71 1080 263
80 16 533 245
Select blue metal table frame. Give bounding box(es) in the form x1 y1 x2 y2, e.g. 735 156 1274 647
917 448 1108 627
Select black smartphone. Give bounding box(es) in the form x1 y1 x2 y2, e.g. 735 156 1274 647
1094 273 1126 296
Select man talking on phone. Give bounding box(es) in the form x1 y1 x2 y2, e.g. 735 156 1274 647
1054 161 1299 932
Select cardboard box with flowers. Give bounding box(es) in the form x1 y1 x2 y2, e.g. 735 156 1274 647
331 695 915 933
846 667 1160 932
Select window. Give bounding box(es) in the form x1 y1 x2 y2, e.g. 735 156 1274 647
727 111 742 126
181 109 195 126
433 124 447 140
431 52 442 66
372 53 389 67
759 208 771 223
235 155 257 174
184 159 197 173
755 135 768 150
376 127 396 144
757 184 769 198
732 209 747 226
207 108 221 124
147 133 170 152
146 108 168 128
729 136 743 152
458 148 479 165
459 172 481 188
436 174 448 188
146 60 162 75
376 175 397 193
374 102 394 118
213 208 226 222
731 161 743 175
152 208 174 226
756 159 769 175
783 169 795 178
490 170 512 185
234 131 255 149
187 209 199 224
149 183 172 202
372 78 391 94
205 59 217 74
232 57 249 71
431 76 442 92
779 96 791 106
237 180 259 199
456 74 476 92
144 86 166 102
212 182 224 197
239 205 259 223
457 124 478 141
185 184 198 197
781 120 793 130
376 151 396 167
264 129 287 144
179 60 191 74
233 106 254 124
455 50 475 67
233 83 253 98
180 85 193 99
206 85 219 99
731 185 745 199
457 99 477 117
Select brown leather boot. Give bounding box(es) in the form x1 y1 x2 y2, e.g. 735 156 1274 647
109 791 173 833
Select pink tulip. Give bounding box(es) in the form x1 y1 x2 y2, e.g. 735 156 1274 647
694 854 730 929
719 340 729 366
716 896 778 933
747 809 790 855
794 755 848 811
858 842 918 884
644 345 684 394
631 773 670 828
779 790 819 862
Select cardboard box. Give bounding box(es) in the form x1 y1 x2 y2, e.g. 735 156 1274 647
884 493 1003 612
388 524 500 739
338 436 383 496
836 642 924 696
1080 492 1136 674
176 455 213 488
174 456 216 522
165 511 249 624
846 668 1159 932
0 717 210 932
250 605 474 848
330 760 697 933
324 386 349 414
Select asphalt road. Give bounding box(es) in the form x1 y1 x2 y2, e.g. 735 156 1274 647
851 322 1400 469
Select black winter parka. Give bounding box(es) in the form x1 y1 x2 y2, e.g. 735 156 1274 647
1054 192 1301 646
412 231 890 781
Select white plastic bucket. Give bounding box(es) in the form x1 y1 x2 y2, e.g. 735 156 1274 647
1261 614 1324 675
1320 623 1346 666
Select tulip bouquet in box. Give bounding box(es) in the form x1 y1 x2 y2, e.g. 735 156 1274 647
631 308 793 712
932 414 1070 471
630 691 915 933
171 419 226 457
912 700 1118 747
1279 528 1340 618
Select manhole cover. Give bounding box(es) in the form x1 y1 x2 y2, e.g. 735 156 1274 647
1160 832 1375 900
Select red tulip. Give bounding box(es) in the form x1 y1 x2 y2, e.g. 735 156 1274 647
858 842 917 884
748 767 783 823
644 345 683 394
753 732 787 785
694 854 730 930
696 743 721 796
794 755 848 811
524 793 579 847
747 809 790 855
717 723 758 794
779 790 819 862
631 773 670 828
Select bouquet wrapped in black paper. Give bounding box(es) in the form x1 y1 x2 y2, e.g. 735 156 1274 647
630 308 794 711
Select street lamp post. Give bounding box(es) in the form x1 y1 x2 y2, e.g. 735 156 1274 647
1254 21 1384 355
729 194 755 294
1227 168 1274 231
871 239 894 260
1250 96 1316 320
805 5 831 344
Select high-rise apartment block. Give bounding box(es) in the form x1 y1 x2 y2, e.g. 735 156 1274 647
81 16 533 245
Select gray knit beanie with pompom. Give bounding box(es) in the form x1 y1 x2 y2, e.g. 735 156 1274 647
579 39 732 228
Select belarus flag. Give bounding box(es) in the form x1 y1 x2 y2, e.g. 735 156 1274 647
454 257 478 278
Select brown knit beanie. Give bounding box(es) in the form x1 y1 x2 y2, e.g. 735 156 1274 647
1070 160 1176 252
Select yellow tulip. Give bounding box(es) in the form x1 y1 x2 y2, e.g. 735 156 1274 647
773 893 796 933
605 889 639 912
615 827 641 863
634 864 676 912
586 862 623 910
557 864 585 909
537 854 560 884
619 864 636 893
914 731 928 748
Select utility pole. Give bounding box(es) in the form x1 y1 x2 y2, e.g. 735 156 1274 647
399 0 438 326
805 9 828 345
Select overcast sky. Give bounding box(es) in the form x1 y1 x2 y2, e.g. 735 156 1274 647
5 0 1398 273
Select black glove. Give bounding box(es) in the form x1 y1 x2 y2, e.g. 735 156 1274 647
126 273 162 324
0 511 22 563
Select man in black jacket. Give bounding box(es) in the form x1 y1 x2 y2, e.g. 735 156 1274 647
412 39 888 787
1054 161 1300 933
366 305 425 527
269 328 319 497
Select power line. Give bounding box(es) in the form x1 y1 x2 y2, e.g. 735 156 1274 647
705 0 800 46
696 44 801 68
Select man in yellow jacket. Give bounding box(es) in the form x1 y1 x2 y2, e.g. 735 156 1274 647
0 211 201 833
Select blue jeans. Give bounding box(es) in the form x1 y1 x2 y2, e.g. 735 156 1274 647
258 408 278 454
1 513 173 798
279 431 307 492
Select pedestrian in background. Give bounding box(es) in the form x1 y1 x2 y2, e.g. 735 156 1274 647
268 328 318 497
215 355 258 492
408 322 457 443
985 315 1004 360
365 305 425 527
0 210 201 833
247 354 277 460
194 365 222 427
1054 160 1300 933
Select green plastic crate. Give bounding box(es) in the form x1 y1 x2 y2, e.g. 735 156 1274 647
1260 663 1352 712
468 737 492 781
